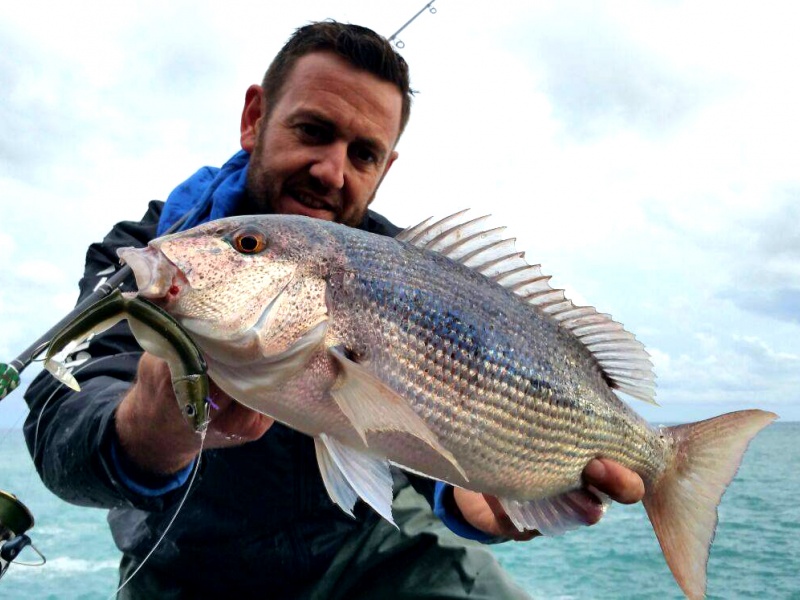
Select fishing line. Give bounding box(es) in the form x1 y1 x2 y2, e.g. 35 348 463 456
29 352 142 467
0 354 139 580
0 407 28 451
1 2 445 589
0 491 44 581
0 543 45 568
22 350 210 594
111 421 208 599
0 191 213 401
2 353 141 538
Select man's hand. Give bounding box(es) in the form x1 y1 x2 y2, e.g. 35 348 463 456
453 458 646 541
452 489 540 541
582 457 645 504
115 352 273 476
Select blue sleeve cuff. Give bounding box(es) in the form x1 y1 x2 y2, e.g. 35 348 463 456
433 482 501 544
110 438 195 497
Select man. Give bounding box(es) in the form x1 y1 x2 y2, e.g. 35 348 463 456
25 22 644 599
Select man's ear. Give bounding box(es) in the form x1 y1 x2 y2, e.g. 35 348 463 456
240 85 265 152
368 150 399 207
383 150 399 178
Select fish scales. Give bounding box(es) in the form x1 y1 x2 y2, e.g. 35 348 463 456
112 212 777 599
322 224 664 496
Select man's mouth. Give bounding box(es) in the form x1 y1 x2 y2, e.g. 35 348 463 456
288 189 339 212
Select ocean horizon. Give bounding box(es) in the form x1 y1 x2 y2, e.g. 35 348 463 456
1 422 797 598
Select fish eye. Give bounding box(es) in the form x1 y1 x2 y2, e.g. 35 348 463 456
232 229 268 254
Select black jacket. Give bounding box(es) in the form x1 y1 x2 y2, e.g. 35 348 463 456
24 201 435 596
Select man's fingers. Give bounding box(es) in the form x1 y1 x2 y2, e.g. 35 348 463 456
583 458 645 504
208 401 274 443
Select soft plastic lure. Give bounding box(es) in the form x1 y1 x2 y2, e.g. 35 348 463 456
44 289 210 431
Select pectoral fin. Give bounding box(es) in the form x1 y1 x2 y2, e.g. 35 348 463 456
314 433 396 527
328 346 467 481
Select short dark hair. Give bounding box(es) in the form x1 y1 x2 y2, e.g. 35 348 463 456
262 21 413 137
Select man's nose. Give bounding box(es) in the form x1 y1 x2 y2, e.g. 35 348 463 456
309 143 347 189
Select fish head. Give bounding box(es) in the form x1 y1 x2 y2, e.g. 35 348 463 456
118 216 321 343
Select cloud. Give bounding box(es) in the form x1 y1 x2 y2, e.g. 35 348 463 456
651 333 800 404
0 3 242 203
750 192 800 270
0 33 91 184
502 3 729 139
714 195 800 324
731 335 800 374
2 0 800 428
0 231 13 255
720 288 800 326
0 228 79 364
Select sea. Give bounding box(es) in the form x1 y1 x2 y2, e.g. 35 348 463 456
0 422 797 599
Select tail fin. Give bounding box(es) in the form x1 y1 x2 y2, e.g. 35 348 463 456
642 409 777 599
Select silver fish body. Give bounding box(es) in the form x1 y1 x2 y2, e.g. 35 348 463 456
318 224 662 496
118 212 775 600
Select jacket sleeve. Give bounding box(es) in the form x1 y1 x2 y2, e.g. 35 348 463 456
23 201 188 512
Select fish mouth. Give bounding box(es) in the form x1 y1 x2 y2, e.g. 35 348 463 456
117 246 184 303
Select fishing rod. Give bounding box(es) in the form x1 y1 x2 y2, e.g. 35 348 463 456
0 209 200 402
0 3 443 575
0 3 440 401
0 207 200 580
388 0 437 48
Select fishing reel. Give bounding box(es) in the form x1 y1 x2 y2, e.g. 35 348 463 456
0 490 44 581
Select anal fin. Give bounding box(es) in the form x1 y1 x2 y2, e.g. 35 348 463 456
498 488 609 536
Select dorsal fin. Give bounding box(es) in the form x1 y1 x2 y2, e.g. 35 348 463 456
397 210 657 405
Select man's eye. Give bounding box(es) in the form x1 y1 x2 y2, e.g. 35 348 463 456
351 146 378 166
297 123 327 141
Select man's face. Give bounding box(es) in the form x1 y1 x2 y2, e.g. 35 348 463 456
241 51 402 226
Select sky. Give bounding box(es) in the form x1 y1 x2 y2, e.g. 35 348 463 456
1 0 799 428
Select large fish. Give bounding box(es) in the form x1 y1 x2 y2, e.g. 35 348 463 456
117 211 775 599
